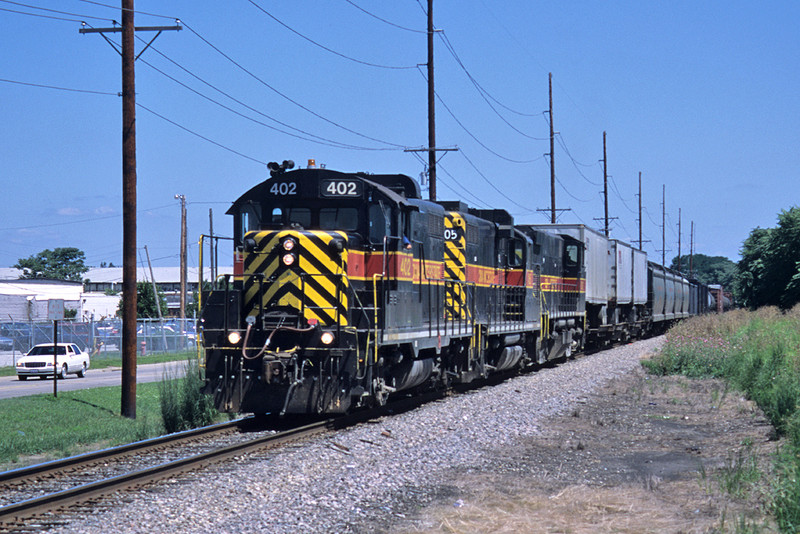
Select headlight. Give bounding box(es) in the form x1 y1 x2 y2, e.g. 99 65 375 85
228 332 242 345
282 238 296 251
282 253 295 266
320 331 335 345
16 361 23 367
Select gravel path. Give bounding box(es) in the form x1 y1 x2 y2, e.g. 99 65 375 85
55 337 663 534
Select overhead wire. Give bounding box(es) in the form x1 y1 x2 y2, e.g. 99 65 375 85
182 22 409 149
417 67 540 164
135 50 395 151
0 0 113 22
136 102 269 166
437 31 545 138
0 77 118 96
0 5 94 23
246 0 417 70
555 133 601 186
459 151 538 213
73 0 177 20
342 0 426 33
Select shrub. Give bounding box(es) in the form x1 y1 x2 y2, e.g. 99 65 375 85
158 358 217 433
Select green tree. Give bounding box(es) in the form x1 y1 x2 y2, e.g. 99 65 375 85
116 282 168 319
670 253 737 289
736 206 800 309
15 247 88 281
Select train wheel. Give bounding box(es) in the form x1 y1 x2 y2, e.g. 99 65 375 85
371 377 390 407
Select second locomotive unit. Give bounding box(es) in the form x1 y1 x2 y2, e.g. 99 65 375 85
200 161 707 416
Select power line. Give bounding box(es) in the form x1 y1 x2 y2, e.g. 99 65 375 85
136 102 269 166
246 0 417 70
182 22 409 149
0 0 113 21
459 151 537 213
74 0 177 20
418 67 540 164
438 31 544 131
342 0 426 33
0 5 92 23
137 52 396 151
0 77 118 96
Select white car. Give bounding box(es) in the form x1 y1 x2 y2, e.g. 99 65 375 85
16 343 90 381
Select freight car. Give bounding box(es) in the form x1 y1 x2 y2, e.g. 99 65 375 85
200 163 709 416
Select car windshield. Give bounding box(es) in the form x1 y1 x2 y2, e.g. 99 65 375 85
28 346 66 356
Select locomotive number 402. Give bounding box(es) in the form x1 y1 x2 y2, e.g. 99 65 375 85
269 182 297 196
321 179 361 197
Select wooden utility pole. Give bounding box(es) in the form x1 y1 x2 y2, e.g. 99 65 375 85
549 73 556 223
677 208 682 272
121 0 137 419
427 0 436 201
176 194 187 326
638 172 643 250
80 4 180 419
690 221 695 277
603 131 609 237
209 209 215 282
406 0 456 198
662 184 666 266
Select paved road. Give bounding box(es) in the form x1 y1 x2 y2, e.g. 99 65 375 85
0 361 188 400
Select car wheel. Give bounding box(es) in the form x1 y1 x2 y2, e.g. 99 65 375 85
18 375 27 381
59 364 68 379
77 362 87 378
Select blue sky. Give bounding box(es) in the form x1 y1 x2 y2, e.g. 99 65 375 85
1 1 798 271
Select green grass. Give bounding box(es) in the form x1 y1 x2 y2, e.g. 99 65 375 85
643 306 800 533
0 350 198 377
0 382 165 471
0 357 223 473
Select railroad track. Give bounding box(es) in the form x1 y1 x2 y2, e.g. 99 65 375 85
0 390 444 531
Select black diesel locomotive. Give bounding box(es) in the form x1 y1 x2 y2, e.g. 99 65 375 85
200 163 712 415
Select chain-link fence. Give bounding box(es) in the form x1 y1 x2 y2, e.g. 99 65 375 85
0 318 197 363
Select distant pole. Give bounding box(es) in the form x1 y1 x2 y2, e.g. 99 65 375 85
690 221 695 277
677 208 682 272
603 131 609 237
427 0 436 201
144 245 169 350
209 208 215 282
549 73 556 223
661 184 666 266
121 0 137 419
176 194 187 326
638 171 643 250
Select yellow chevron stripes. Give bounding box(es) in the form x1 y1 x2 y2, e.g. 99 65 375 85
242 229 349 326
444 212 469 320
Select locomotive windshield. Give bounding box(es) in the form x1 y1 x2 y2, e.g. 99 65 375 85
242 204 360 233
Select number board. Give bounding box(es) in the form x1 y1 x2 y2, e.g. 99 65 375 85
268 181 299 196
320 179 362 198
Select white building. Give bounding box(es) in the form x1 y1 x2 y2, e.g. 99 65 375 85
0 266 231 321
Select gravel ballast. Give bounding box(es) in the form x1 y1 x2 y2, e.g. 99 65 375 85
54 337 664 533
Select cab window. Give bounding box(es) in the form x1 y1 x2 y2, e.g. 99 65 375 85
287 207 311 228
321 207 358 231
368 204 390 244
565 244 579 268
240 204 261 236
508 239 524 268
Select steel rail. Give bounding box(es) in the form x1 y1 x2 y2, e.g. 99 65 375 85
0 387 446 528
0 419 333 528
0 418 248 486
